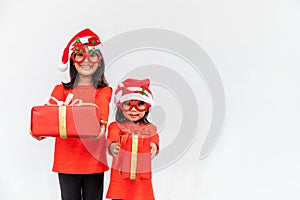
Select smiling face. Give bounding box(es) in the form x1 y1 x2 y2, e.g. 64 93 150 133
121 100 147 122
73 46 101 78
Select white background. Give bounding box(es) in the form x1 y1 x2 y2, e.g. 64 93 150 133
0 0 300 199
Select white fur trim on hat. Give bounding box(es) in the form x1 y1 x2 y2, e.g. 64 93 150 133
119 93 154 106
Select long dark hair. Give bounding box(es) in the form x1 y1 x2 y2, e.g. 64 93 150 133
62 50 108 89
115 107 150 124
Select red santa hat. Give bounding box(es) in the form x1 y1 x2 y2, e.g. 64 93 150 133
59 28 102 72
114 78 154 106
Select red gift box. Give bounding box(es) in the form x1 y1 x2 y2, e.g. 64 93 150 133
31 104 101 138
118 134 152 180
116 123 157 180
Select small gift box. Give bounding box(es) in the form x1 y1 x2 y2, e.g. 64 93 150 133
117 123 157 180
31 95 101 138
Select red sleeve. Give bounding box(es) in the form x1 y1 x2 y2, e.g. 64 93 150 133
151 134 159 148
95 86 112 121
48 84 65 104
107 122 121 144
146 124 160 152
106 122 121 155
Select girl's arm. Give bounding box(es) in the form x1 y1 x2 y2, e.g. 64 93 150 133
107 122 121 156
95 86 112 121
90 86 112 139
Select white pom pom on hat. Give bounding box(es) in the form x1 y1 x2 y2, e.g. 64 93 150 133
58 63 68 72
58 28 102 72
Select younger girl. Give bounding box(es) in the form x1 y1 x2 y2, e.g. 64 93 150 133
32 28 112 200
106 78 159 200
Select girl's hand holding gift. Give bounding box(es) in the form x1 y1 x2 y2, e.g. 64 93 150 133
150 142 158 159
88 120 107 140
99 119 107 137
32 135 46 141
29 128 46 141
109 142 120 157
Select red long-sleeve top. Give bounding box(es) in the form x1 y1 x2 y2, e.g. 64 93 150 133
49 84 112 174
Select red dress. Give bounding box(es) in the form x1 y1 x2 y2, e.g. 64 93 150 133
106 122 159 200
50 84 112 174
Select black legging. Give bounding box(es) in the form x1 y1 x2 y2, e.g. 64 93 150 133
58 173 104 200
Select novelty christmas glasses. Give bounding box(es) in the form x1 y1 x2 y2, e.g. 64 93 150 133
71 37 102 64
72 49 102 64
118 100 150 112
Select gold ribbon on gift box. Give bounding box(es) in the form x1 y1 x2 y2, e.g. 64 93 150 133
118 123 157 180
57 103 99 139
58 105 67 139
130 134 139 180
50 94 99 139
